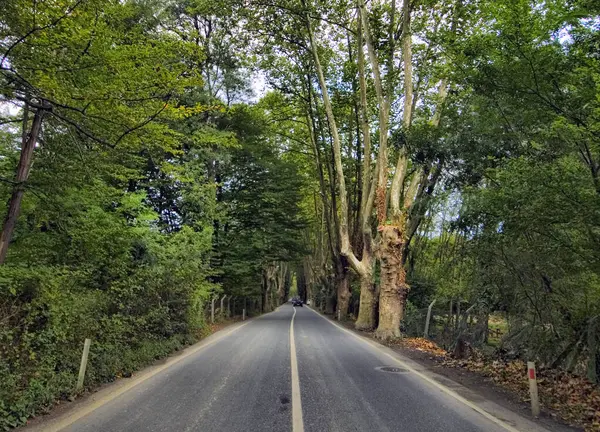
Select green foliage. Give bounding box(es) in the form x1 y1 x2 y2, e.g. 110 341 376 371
460 156 600 362
408 0 600 373
1 0 599 428
0 175 215 428
0 0 308 429
215 104 308 296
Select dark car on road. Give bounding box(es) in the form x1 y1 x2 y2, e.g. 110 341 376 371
292 298 303 307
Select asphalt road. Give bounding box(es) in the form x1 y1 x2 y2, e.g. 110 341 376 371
53 304 533 432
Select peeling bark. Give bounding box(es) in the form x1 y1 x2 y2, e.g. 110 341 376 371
355 270 377 330
335 257 351 320
336 272 350 321
375 225 407 340
262 264 278 312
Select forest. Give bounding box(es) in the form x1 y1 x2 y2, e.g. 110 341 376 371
1 0 599 429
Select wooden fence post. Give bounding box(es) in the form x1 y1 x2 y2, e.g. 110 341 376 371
76 338 91 392
527 361 540 417
211 297 216 324
220 295 227 318
455 300 461 331
424 299 436 338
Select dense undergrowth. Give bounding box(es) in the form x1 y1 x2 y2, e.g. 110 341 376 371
0 227 213 429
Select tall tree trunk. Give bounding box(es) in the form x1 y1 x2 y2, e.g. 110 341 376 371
325 292 335 315
587 317 598 383
353 13 378 329
355 237 376 330
297 261 309 303
275 263 288 306
0 108 45 264
375 0 451 339
283 265 292 304
261 270 268 312
372 0 413 340
335 257 350 321
473 310 489 345
355 270 377 330
375 225 407 339
262 265 276 313
303 0 363 276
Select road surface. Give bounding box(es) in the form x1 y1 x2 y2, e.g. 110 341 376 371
36 305 546 432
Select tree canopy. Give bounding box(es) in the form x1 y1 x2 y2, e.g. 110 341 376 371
1 0 599 428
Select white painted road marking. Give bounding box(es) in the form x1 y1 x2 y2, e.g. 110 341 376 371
33 321 250 432
305 306 521 432
290 307 305 432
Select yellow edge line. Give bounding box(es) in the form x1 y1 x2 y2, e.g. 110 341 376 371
290 307 305 432
306 306 520 432
44 321 250 432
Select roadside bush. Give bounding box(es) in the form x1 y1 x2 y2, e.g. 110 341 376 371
0 226 213 430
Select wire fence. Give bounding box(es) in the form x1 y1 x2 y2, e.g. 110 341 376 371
403 301 495 355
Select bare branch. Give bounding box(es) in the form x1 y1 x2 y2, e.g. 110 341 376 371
114 102 169 146
49 110 115 148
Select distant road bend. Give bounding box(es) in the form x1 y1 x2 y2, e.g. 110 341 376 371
32 305 551 432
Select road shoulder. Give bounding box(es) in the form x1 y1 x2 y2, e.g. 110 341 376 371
306 307 580 432
19 319 251 432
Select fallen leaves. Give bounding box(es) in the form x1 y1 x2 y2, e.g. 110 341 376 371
391 337 448 357
443 355 600 430
389 337 600 431
538 369 600 430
